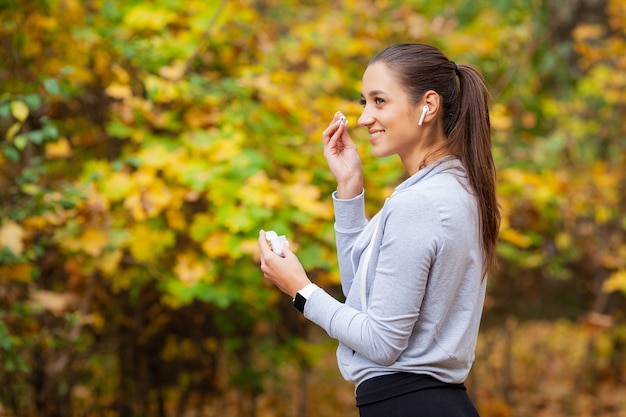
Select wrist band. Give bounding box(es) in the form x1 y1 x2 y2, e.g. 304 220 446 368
293 293 306 313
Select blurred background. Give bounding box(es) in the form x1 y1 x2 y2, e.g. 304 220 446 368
1 0 625 416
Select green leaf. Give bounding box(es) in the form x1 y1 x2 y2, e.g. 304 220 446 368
23 93 42 110
190 214 214 242
3 146 20 162
42 123 59 140
106 121 133 138
43 78 61 96
13 135 28 150
27 130 45 145
0 101 10 119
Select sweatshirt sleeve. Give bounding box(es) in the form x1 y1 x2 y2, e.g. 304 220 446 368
305 192 441 365
332 190 368 297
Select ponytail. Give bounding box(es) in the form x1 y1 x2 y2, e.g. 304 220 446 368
452 64 501 278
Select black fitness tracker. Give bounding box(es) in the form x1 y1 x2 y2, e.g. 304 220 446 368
293 292 306 313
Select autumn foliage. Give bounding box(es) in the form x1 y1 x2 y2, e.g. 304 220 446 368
0 0 625 416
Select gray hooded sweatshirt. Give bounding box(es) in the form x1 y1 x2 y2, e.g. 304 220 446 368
304 156 486 388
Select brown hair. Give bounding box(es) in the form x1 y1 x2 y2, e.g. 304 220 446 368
370 43 500 277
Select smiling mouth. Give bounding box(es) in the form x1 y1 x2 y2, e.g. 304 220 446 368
370 130 385 139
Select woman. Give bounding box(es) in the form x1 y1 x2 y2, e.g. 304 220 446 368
258 42 500 417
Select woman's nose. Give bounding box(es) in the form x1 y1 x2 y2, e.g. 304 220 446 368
358 111 374 127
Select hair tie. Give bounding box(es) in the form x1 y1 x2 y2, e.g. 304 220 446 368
451 61 459 76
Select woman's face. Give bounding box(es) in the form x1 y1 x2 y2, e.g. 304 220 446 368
358 62 424 161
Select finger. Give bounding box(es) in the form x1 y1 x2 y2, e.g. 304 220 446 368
323 123 340 145
258 230 273 259
329 121 347 149
322 112 345 143
325 118 347 145
282 240 293 257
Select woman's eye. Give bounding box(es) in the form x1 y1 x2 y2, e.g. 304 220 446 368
359 97 385 106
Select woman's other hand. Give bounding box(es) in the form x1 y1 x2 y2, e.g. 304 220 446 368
258 230 311 299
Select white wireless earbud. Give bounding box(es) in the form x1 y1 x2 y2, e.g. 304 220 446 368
418 105 429 126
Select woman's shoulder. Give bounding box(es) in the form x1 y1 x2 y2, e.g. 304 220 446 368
394 171 469 203
386 174 475 230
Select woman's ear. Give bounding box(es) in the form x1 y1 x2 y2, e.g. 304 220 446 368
419 90 441 125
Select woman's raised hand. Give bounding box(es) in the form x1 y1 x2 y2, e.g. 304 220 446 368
322 112 363 199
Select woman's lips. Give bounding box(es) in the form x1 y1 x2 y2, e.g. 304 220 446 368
369 130 385 142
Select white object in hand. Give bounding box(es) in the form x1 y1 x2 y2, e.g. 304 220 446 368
265 230 286 256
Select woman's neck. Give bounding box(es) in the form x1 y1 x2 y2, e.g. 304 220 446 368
402 144 451 175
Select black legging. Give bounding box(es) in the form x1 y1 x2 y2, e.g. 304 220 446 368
357 374 480 417
358 386 480 417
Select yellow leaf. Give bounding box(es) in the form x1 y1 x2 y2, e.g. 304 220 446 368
144 74 178 103
603 269 626 293
124 193 146 221
490 103 512 131
58 234 82 253
159 61 186 81
0 264 32 282
183 106 215 129
22 215 49 230
138 146 172 169
97 249 123 274
500 227 533 248
85 313 105 330
29 290 70 316
0 221 25 256
134 168 156 187
166 209 187 230
241 171 280 208
128 224 175 262
124 180 172 221
174 253 213 285
555 232 572 250
11 100 29 122
45 137 72 158
241 238 261 262
123 5 177 31
572 24 606 42
209 138 242 163
101 172 135 202
201 232 229 258
105 83 133 100
111 65 130 84
144 182 173 215
81 228 109 257
6 122 22 140
284 182 332 218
